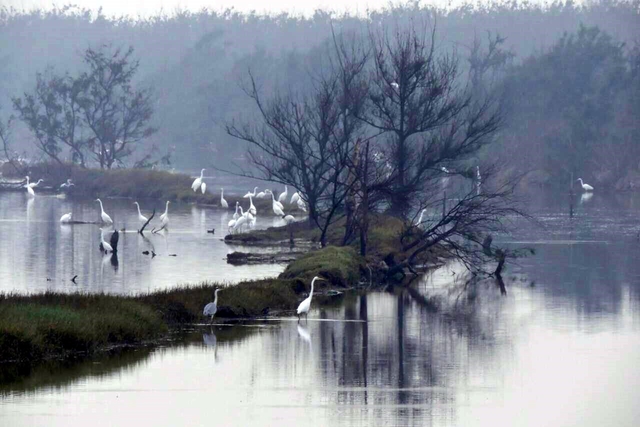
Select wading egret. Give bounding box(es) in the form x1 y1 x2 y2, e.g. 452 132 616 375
203 288 221 322
249 195 256 216
233 202 240 220
243 187 258 198
60 212 72 223
256 190 267 199
95 199 113 225
577 178 594 192
278 185 288 204
290 192 300 205
134 201 149 224
192 169 205 192
100 228 113 253
297 276 324 321
297 198 307 213
270 191 284 212
228 218 237 232
220 188 228 208
160 201 170 229
233 214 247 231
283 214 295 224
26 186 35 197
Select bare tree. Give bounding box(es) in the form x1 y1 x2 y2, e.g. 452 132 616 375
362 22 503 217
0 112 22 174
226 34 369 246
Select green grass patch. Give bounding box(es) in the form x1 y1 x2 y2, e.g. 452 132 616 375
0 293 166 363
279 246 365 288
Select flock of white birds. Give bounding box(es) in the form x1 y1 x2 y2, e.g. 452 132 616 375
23 169 316 322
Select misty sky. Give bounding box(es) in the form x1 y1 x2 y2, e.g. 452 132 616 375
5 0 502 18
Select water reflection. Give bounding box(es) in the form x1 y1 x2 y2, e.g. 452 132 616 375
0 192 284 294
3 190 640 426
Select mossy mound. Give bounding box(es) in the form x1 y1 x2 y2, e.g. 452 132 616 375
279 246 365 288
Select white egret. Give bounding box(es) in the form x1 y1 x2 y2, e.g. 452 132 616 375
256 190 268 199
228 218 237 232
28 179 44 189
283 214 295 224
233 201 240 220
391 81 399 89
278 185 288 204
160 201 170 229
60 212 72 223
577 178 594 192
100 228 113 253
290 192 300 205
269 190 284 211
95 199 113 225
134 201 149 225
233 214 248 231
476 165 481 182
296 276 324 321
191 169 205 192
201 181 207 194
297 198 307 213
243 187 258 198
248 195 256 216
203 288 221 322
26 186 35 197
273 202 285 217
220 188 228 208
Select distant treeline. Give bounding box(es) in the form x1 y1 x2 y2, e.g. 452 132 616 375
0 1 638 186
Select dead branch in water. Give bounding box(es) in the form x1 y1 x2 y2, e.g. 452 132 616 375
139 209 156 234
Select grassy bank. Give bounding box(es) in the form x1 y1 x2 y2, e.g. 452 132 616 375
0 246 361 364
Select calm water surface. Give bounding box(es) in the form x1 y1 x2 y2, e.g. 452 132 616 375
2 190 640 426
0 188 289 294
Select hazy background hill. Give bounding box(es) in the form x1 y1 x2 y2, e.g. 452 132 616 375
1 1 638 186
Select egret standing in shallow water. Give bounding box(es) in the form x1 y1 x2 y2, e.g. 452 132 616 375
26 186 35 197
278 185 288 204
203 288 221 323
159 201 170 230
99 228 113 253
191 169 205 192
220 188 228 208
134 202 149 228
243 187 258 198
577 178 594 192
297 276 324 322
95 199 113 224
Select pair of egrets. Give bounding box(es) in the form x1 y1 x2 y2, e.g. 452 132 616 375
203 276 323 322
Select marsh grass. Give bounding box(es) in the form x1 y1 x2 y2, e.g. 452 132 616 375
0 293 166 363
0 246 361 363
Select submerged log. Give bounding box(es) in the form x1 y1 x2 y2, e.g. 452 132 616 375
226 251 304 265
